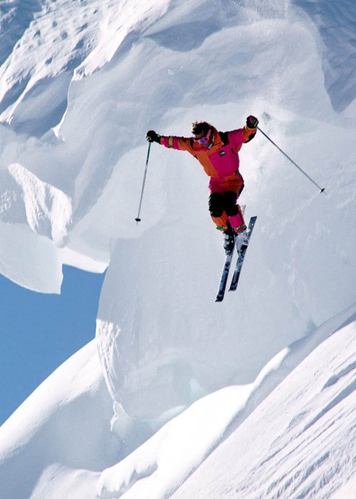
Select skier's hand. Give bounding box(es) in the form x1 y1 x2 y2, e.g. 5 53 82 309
146 130 161 143
246 115 259 128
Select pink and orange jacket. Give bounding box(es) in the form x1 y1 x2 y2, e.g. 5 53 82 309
159 126 256 192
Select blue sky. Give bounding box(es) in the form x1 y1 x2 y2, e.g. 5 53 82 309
0 266 105 425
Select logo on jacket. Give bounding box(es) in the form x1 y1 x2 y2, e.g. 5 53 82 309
218 150 226 156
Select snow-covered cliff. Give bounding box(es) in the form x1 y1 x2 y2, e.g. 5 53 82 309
0 0 355 497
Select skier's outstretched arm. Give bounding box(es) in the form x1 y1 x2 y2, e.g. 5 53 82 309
146 130 192 152
227 116 259 149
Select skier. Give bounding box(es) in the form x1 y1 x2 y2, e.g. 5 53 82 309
146 116 258 254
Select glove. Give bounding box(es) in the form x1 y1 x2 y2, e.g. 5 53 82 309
146 130 161 143
246 115 259 128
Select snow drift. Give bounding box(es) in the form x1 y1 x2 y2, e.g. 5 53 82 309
0 0 355 497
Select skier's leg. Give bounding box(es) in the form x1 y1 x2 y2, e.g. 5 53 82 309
209 191 236 254
209 192 228 230
224 190 246 234
223 191 239 216
229 206 247 234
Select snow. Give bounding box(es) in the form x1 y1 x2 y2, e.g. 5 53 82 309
0 0 356 498
174 313 356 499
97 312 356 499
0 341 117 499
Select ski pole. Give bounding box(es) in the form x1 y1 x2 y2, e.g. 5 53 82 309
135 142 152 223
257 126 325 194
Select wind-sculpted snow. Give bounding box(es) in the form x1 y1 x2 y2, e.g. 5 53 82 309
0 0 356 497
0 304 355 499
0 0 170 133
173 311 356 499
294 0 356 114
0 0 42 67
98 304 356 498
8 163 72 244
93 0 356 426
0 342 119 499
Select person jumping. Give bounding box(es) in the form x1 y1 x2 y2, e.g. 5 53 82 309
146 115 258 254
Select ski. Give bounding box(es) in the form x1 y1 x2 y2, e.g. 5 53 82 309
229 216 257 292
215 241 235 302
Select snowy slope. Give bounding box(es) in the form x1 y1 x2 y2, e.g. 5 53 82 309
0 341 116 499
93 0 356 431
0 0 356 498
98 306 356 499
0 304 355 499
174 311 356 499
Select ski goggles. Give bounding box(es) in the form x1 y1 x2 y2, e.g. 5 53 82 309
194 128 212 146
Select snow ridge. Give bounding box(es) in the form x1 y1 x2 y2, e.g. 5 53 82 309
0 0 356 498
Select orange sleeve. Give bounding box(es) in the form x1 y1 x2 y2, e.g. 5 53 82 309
242 126 257 142
160 136 193 152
